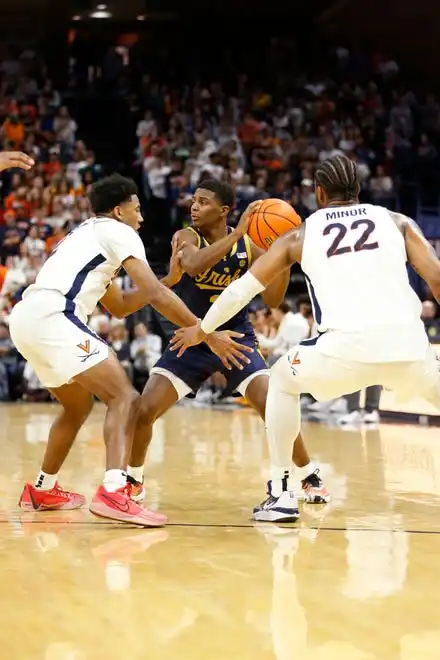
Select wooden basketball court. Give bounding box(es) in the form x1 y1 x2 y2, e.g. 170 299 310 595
1 401 440 659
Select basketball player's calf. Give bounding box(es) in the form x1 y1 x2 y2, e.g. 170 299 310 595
126 374 179 501
19 353 167 527
244 375 330 515
19 382 93 511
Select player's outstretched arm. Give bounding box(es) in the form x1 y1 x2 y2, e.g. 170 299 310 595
392 212 440 303
113 256 252 370
122 256 202 326
170 229 301 354
0 151 34 171
176 201 262 277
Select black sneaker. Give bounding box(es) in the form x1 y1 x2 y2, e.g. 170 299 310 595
301 469 330 503
126 474 145 502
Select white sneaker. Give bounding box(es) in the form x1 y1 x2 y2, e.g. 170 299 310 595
195 389 213 404
306 400 333 415
329 398 348 414
253 482 300 523
363 410 380 424
337 410 363 425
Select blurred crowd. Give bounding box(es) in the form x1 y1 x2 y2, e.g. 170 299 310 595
137 42 440 247
0 46 162 400
1 38 440 404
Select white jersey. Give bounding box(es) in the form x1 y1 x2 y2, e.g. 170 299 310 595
301 203 428 362
23 217 147 323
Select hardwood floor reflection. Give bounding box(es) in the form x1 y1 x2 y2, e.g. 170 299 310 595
1 402 440 659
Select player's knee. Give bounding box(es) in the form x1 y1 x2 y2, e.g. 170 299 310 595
137 395 160 427
110 386 140 414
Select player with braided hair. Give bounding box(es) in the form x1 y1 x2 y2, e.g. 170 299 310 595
172 155 440 522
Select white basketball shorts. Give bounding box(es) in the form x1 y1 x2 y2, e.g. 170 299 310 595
272 333 440 405
9 290 108 389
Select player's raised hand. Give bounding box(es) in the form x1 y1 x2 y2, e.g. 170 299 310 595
0 151 34 172
167 235 185 287
235 199 263 237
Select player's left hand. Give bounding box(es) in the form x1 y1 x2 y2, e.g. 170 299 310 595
0 151 35 171
206 330 253 370
170 325 253 370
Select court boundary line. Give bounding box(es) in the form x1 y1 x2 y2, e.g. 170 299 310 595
5 519 440 535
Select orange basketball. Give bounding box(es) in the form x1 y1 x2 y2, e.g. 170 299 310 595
248 198 302 250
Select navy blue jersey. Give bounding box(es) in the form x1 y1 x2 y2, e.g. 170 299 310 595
174 226 253 333
155 226 267 395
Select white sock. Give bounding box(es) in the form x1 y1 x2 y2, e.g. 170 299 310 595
265 363 301 498
269 466 290 497
127 465 144 483
103 469 127 493
34 471 57 490
295 461 319 482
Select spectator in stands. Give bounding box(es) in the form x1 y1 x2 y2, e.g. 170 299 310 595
1 210 21 261
53 106 77 156
259 299 311 365
337 386 382 425
24 225 46 259
0 321 20 400
22 361 49 402
249 307 277 360
130 321 162 392
110 322 133 382
1 109 25 149
370 165 395 206
417 134 439 206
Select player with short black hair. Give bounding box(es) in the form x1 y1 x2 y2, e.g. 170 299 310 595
10 174 250 526
127 179 330 514
89 173 139 215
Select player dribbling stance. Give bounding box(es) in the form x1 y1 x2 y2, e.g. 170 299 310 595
126 179 330 519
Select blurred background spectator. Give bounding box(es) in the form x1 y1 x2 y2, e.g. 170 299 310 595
1 9 440 411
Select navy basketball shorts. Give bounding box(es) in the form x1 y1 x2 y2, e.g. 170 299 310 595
151 331 269 399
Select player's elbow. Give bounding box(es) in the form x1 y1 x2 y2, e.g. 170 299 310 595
181 259 203 278
101 299 125 319
262 289 284 308
111 306 126 320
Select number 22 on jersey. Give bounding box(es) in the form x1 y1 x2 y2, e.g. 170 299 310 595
324 219 379 258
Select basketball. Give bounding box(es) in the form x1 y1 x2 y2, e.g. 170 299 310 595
248 198 302 250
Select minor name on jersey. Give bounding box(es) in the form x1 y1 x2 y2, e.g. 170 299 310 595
325 207 367 220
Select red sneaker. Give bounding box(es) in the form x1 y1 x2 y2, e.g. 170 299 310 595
19 482 86 511
89 485 168 527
